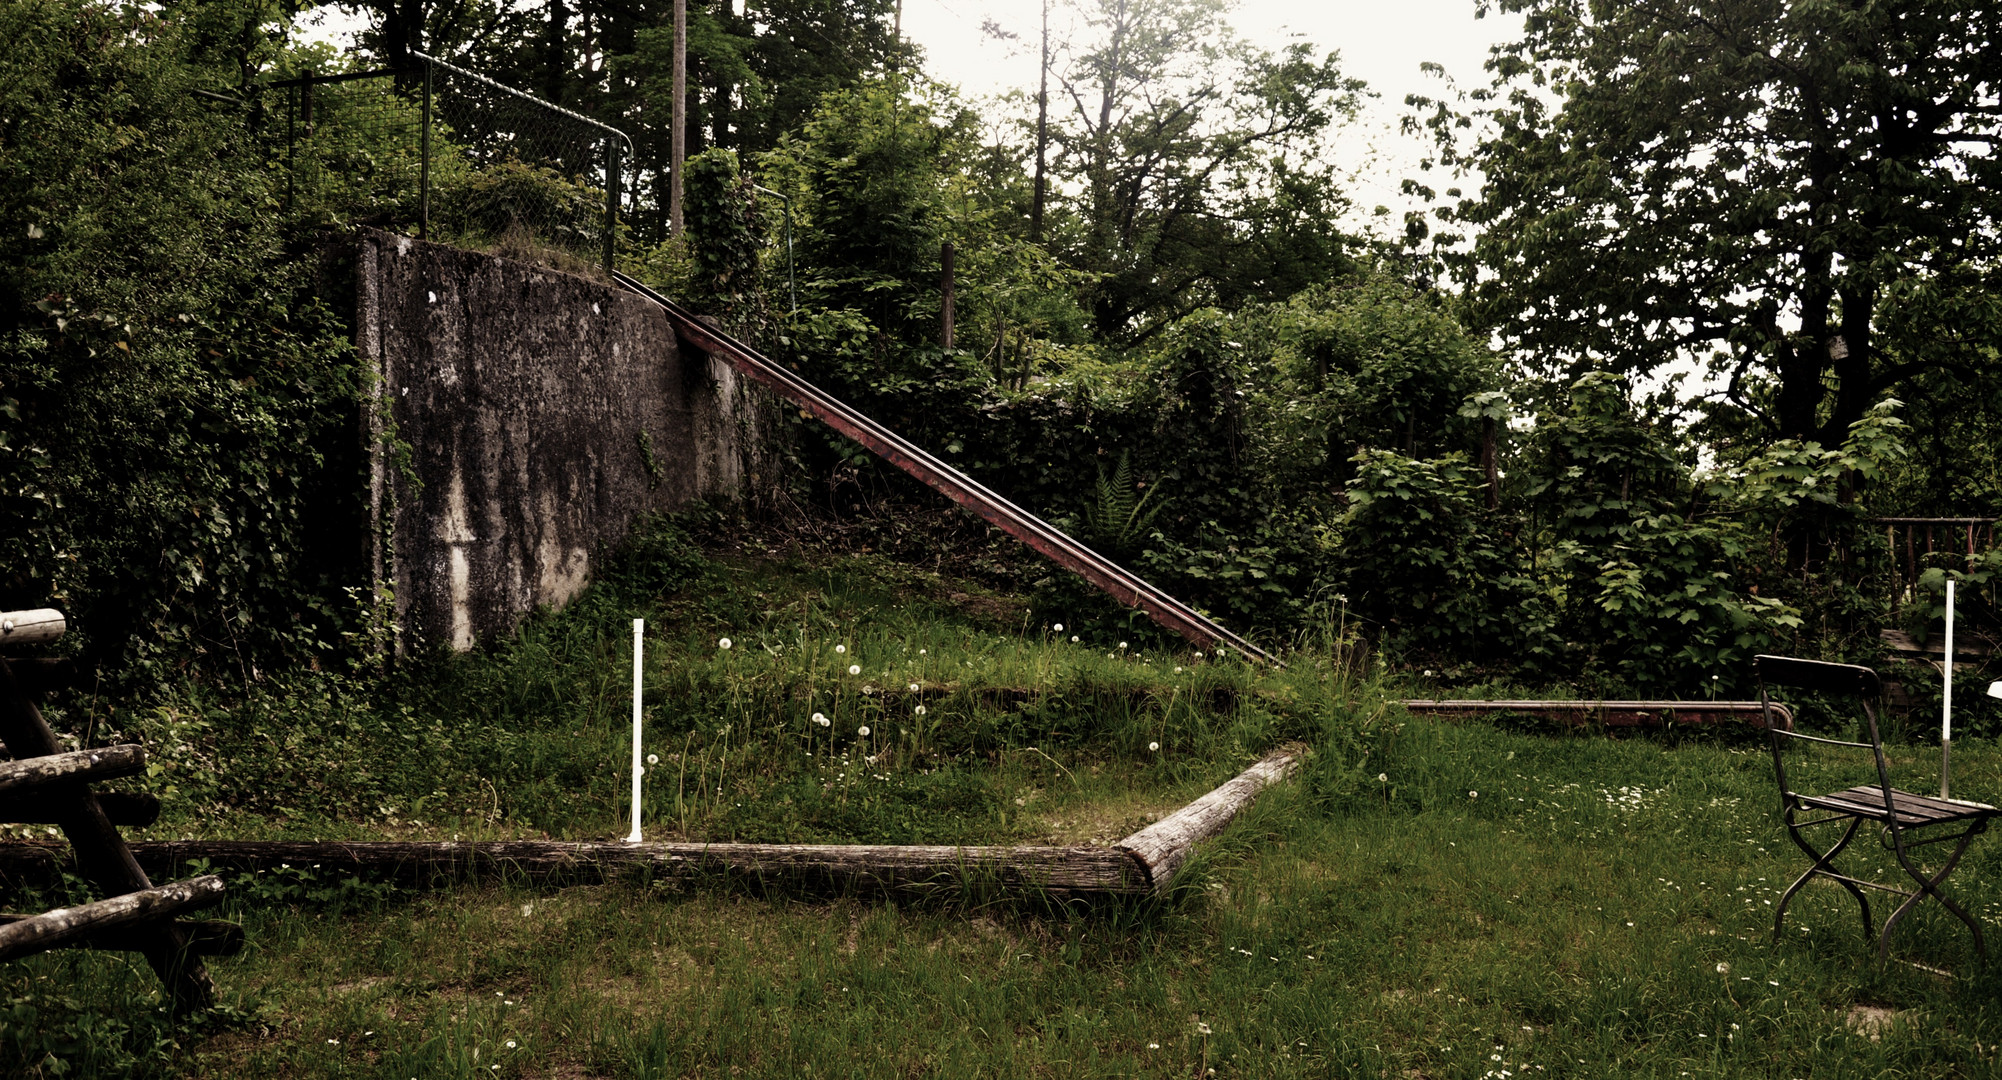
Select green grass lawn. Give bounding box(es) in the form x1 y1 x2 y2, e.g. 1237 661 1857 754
9 520 2002 1076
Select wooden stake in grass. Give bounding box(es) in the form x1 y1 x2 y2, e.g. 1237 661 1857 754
628 619 644 844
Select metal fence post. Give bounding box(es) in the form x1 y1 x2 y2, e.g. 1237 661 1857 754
604 137 621 275
420 59 432 241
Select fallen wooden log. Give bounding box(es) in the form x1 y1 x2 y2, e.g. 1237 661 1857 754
0 745 146 797
0 791 159 827
0 875 224 963
0 915 242 957
1400 699 1793 731
1117 746 1303 893
112 839 1147 895
0 749 1308 900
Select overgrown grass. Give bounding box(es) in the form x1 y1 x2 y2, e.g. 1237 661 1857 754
8 515 2002 1076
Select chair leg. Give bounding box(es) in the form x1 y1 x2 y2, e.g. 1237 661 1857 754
1881 823 1989 961
1776 816 1872 945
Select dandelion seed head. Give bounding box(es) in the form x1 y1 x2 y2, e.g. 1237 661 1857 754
858 725 871 737
908 683 920 692
1119 641 1128 650
1071 635 1079 643
914 704 927 716
1469 790 1478 798
835 644 846 654
1197 1022 1212 1036
812 712 826 724
506 1041 517 1049
717 637 732 650
1149 741 1160 751
1378 773 1389 783
646 753 659 766
849 664 861 675
1716 962 1730 975
1053 622 1064 632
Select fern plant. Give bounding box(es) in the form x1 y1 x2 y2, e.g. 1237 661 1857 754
1080 451 1167 557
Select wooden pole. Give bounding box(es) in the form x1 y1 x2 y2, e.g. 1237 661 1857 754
0 876 224 963
0 609 65 647
668 0 686 235
0 915 240 957
0 791 158 827
0 744 146 797
941 241 956 350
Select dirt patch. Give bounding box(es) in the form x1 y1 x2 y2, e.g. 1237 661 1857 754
1846 1004 1900 1041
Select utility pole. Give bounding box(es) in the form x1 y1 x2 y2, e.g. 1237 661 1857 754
1031 0 1049 243
669 0 686 234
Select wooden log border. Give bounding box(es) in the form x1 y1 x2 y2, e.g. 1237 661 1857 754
0 744 146 797
1402 699 1793 731
0 748 1304 900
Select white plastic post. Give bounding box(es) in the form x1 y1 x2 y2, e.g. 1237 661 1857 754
1943 581 1955 800
628 618 645 843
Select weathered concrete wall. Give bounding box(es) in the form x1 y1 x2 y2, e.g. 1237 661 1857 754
355 231 759 652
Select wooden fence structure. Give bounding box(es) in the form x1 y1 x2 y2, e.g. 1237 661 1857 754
0 609 236 1013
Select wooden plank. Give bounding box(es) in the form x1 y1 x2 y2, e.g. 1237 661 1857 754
0 791 159 828
108 839 1147 895
1402 699 1792 730
0 876 224 963
0 915 241 957
0 745 145 797
1116 747 1302 893
0 611 64 647
0 660 213 1012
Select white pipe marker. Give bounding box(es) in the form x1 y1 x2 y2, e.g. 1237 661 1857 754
628 618 645 843
1943 581 1955 800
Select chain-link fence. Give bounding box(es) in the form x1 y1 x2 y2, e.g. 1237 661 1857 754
263 55 630 275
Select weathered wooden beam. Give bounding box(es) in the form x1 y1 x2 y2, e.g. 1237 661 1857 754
0 660 214 1012
0 610 65 647
119 839 1147 895
1400 699 1794 731
0 745 146 797
1116 746 1303 894
0 659 79 698
0 791 159 827
0 875 225 963
0 915 242 957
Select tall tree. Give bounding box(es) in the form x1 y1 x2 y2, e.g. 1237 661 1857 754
1430 0 2002 445
1048 0 1362 343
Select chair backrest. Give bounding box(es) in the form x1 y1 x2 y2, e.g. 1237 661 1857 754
1753 653 1895 814
1755 655 1883 699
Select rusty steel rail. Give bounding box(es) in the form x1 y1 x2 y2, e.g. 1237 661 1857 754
1402 699 1793 730
612 272 1278 665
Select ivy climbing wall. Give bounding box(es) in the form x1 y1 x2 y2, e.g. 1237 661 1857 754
355 231 761 654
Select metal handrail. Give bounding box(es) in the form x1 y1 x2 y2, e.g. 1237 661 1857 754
611 271 1279 665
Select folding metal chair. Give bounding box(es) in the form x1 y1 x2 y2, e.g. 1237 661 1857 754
1756 654 2000 961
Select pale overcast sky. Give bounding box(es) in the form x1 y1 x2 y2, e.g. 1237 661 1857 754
901 0 1525 234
